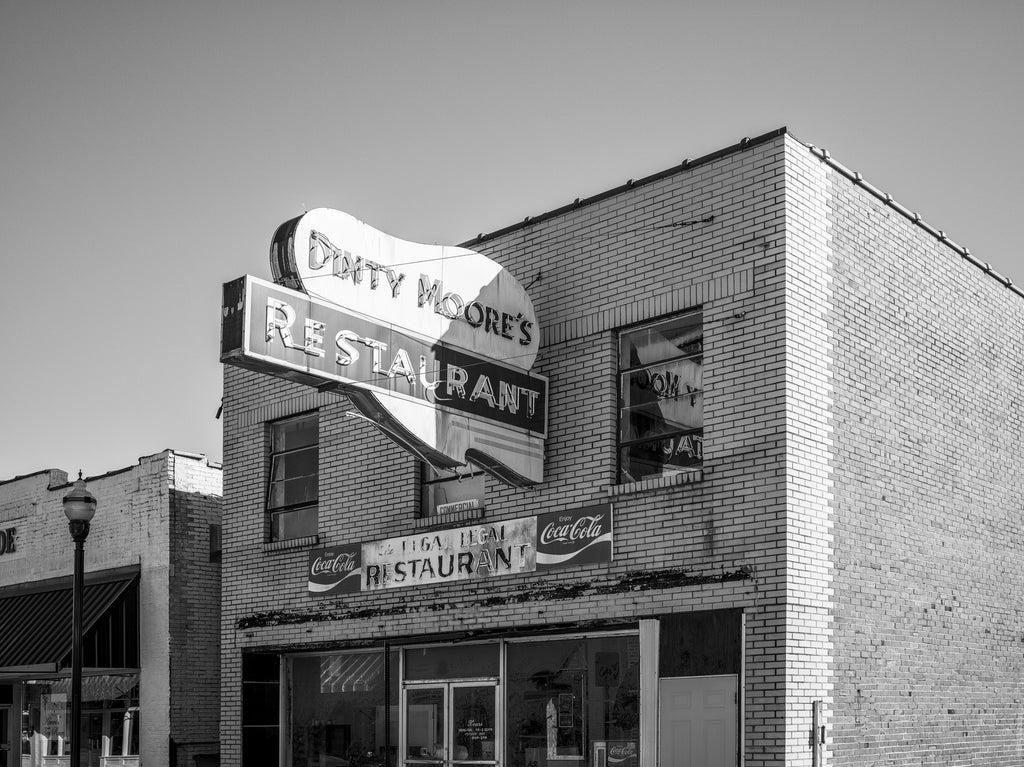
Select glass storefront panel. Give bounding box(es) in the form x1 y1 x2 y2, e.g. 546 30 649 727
404 645 498 681
505 636 639 767
284 633 641 767
451 685 496 764
18 675 140 767
405 688 445 764
287 651 399 767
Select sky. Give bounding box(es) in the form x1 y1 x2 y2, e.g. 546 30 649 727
1 0 1022 481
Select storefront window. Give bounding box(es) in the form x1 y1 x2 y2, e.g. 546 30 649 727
618 311 703 483
243 653 280 766
505 636 640 767
19 675 140 767
404 644 498 681
287 650 399 767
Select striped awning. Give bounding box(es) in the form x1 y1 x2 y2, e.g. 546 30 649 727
0 571 138 672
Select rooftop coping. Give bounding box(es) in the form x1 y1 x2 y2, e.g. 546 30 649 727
462 126 1020 301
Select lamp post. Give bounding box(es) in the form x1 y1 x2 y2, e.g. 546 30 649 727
63 472 96 767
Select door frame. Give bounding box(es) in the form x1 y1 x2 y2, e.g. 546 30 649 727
400 679 500 767
657 674 739 767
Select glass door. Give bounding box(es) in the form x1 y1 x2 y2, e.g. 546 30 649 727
405 687 446 764
403 682 497 767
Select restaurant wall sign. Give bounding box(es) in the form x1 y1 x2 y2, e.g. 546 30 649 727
308 504 613 595
221 208 547 486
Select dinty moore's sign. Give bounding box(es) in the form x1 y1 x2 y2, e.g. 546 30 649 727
308 504 613 595
221 208 546 487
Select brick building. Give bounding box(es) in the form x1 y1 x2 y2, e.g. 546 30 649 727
0 450 223 767
217 128 1024 766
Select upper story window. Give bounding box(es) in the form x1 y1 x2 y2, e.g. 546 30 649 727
420 463 486 518
618 310 703 483
267 412 318 541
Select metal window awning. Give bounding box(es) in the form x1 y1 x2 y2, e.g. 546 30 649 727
0 569 139 674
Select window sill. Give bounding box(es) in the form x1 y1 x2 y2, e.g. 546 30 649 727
263 534 320 553
414 507 485 530
607 470 703 497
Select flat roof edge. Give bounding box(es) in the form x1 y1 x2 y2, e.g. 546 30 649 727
800 141 1022 300
461 127 788 247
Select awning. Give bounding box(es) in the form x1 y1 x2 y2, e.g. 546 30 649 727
0 569 139 673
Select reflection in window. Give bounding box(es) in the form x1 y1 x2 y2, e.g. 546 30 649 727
267 412 319 541
420 464 486 518
405 687 445 762
287 651 399 767
19 675 140 767
452 685 496 762
618 311 703 482
505 636 640 767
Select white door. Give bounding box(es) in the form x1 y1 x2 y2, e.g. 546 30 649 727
658 675 737 767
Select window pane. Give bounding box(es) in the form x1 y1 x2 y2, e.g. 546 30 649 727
271 506 318 540
20 677 141 767
242 726 279 766
620 388 702 443
268 475 318 510
406 687 445 762
244 653 281 683
270 446 318 481
505 637 640 767
268 414 319 541
127 709 140 755
272 413 318 452
619 312 702 369
288 652 399 767
420 472 485 518
452 685 496 762
619 312 703 482
620 434 703 482
404 644 499 680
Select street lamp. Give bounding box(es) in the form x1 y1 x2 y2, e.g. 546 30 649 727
63 472 96 767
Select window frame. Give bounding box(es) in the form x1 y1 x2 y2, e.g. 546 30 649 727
616 309 704 484
265 411 319 541
419 462 486 519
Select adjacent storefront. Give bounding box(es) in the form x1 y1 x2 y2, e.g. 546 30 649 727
0 568 141 767
0 453 222 767
10 676 140 767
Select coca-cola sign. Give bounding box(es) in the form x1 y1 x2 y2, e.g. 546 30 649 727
307 544 362 595
594 740 638 767
536 504 613 569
